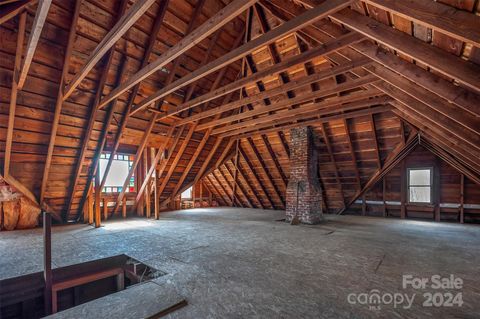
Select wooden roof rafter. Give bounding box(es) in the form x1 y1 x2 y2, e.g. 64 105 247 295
62 0 158 100
98 0 256 111
16 0 51 89
132 0 355 116
0 0 34 25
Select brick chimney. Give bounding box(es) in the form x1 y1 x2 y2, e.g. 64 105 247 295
286 126 323 224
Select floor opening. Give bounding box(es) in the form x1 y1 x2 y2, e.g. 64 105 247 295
0 254 166 318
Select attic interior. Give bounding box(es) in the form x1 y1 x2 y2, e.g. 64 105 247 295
1 0 480 318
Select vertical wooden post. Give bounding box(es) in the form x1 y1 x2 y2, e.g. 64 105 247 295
230 140 240 205
460 174 464 224
83 196 88 222
209 186 213 206
434 158 441 222
122 196 127 219
199 183 203 207
137 155 144 216
95 168 101 228
382 177 387 217
103 197 108 221
43 212 52 316
400 160 406 219
116 273 125 291
361 194 366 216
144 148 150 218
88 185 94 224
154 179 159 219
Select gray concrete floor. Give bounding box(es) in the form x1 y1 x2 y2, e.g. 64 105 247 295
1 208 479 318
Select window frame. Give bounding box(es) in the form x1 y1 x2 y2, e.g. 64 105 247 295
99 153 135 194
181 186 193 200
407 167 433 205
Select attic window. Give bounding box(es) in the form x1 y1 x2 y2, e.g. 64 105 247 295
407 168 433 204
181 186 192 200
99 153 135 193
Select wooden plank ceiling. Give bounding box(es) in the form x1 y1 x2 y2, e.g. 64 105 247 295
0 0 479 222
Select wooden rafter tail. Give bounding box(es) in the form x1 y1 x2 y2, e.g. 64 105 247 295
132 0 355 116
39 0 81 205
338 133 420 215
62 0 157 101
16 0 52 89
99 0 256 111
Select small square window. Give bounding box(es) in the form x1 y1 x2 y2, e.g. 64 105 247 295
181 186 192 200
99 153 135 193
407 168 433 204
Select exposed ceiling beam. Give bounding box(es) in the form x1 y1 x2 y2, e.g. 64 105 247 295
361 0 480 47
17 0 51 89
0 0 34 25
352 41 480 118
98 0 170 194
4 12 26 178
178 56 371 126
201 75 379 132
97 0 255 110
63 0 157 100
229 105 390 140
329 8 480 93
39 0 81 205
218 95 388 137
367 63 480 136
65 0 130 220
130 0 355 115
174 32 364 124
